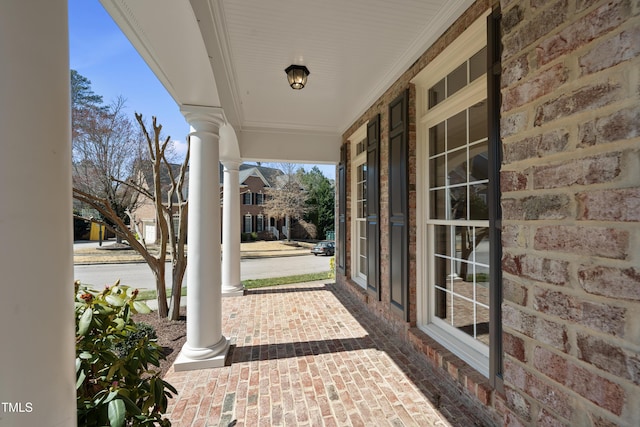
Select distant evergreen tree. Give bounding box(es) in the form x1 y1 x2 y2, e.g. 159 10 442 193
300 166 335 240
70 69 104 109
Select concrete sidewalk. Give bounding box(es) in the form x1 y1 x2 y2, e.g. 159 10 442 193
74 240 315 265
162 281 487 427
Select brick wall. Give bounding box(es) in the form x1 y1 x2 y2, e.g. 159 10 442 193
499 0 640 425
337 0 639 425
337 0 500 424
241 176 269 217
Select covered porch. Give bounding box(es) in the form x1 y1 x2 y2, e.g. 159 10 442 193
163 280 484 426
0 0 477 425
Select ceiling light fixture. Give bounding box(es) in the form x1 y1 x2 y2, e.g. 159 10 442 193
285 64 310 90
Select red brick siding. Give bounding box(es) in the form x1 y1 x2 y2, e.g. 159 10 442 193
338 1 500 425
240 176 269 218
500 0 640 425
337 0 640 426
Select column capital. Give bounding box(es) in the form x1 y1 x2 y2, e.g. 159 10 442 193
181 105 226 134
221 159 242 171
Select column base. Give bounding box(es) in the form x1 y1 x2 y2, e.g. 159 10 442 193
173 337 230 371
222 285 245 297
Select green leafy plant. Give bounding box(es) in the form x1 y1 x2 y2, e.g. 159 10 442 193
75 280 177 426
112 322 157 358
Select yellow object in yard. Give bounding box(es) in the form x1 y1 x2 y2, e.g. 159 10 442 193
89 223 106 241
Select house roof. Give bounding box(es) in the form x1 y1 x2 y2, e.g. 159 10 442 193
138 161 189 203
219 163 283 188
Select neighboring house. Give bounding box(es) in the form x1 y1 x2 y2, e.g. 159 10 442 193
335 2 639 426
134 162 288 243
225 163 286 239
131 161 188 244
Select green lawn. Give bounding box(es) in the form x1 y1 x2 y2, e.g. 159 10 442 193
243 271 332 289
135 271 333 301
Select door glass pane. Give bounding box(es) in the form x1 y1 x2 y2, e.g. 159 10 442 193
436 223 492 344
430 155 445 188
469 184 489 220
429 78 446 109
451 293 474 329
423 39 491 366
430 189 447 219
434 247 451 320
476 277 490 307
430 121 445 154
469 141 488 182
447 110 466 151
476 305 490 345
353 158 368 282
449 186 467 220
434 225 451 258
447 148 467 185
435 286 448 319
469 100 487 144
448 62 467 98
455 226 471 265
469 47 487 83
473 227 491 270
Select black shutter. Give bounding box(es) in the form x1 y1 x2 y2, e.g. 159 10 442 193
389 90 409 319
488 5 504 391
367 115 380 298
337 144 347 274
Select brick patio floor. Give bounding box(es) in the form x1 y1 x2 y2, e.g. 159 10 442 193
163 281 489 427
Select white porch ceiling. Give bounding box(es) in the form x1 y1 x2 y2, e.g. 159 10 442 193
100 0 473 163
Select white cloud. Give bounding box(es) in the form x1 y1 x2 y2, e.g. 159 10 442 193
170 139 189 159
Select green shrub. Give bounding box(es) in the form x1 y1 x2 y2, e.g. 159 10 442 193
75 280 177 427
241 232 257 242
112 322 157 358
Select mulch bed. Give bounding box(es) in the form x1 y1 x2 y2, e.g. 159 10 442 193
132 307 187 378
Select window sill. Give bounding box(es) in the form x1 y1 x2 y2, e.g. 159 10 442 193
418 322 489 378
408 326 493 406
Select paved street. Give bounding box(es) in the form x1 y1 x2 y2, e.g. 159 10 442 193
74 254 333 290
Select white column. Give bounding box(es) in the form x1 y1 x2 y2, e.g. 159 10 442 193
0 1 76 425
174 105 229 371
221 160 244 296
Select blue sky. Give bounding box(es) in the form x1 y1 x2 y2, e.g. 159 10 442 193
68 0 335 180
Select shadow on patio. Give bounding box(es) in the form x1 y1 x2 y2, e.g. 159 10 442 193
163 281 490 426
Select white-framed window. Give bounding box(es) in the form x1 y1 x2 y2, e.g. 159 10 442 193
413 10 492 377
242 192 252 205
243 214 252 233
256 193 265 205
257 214 264 232
349 124 368 289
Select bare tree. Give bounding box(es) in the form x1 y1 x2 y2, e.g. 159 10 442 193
73 115 189 320
262 163 308 241
72 96 146 237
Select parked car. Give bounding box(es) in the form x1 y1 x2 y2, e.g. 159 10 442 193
311 241 335 256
